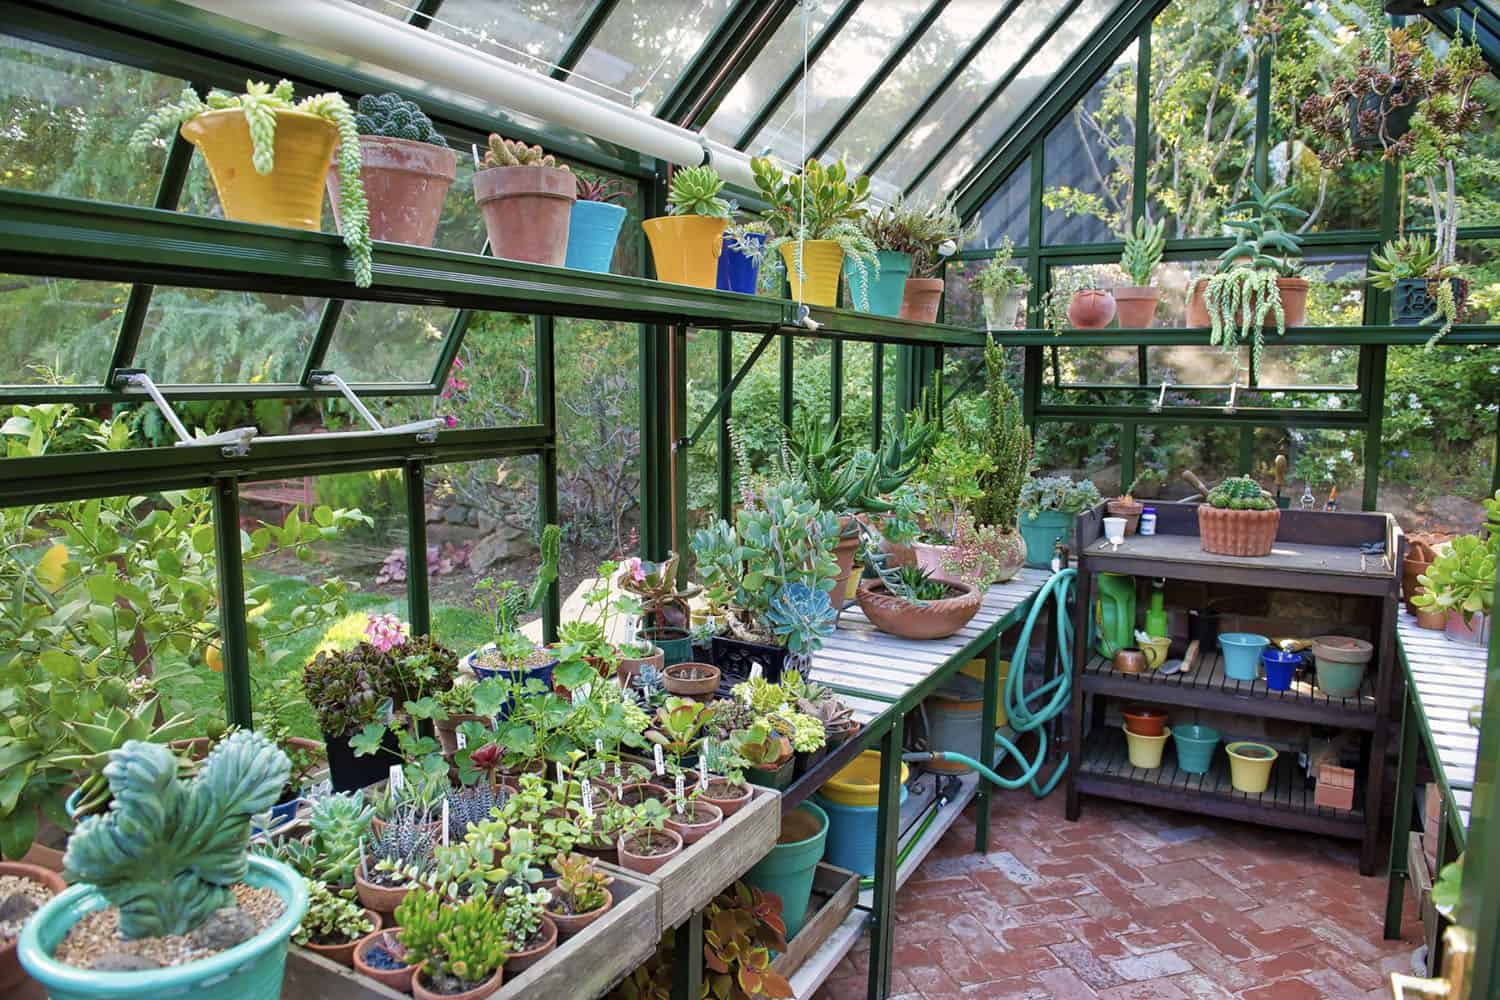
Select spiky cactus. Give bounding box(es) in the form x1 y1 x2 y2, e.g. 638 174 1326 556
973 336 1031 528
1121 217 1166 286
482 134 568 170
1207 476 1276 511
474 523 561 635
63 731 290 939
667 165 731 218
355 92 447 146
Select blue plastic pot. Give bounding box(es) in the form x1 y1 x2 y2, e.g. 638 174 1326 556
64 787 81 820
842 250 910 316
467 645 558 720
716 231 765 293
814 785 908 878
1261 648 1303 692
1019 510 1076 568
19 855 307 1000
745 801 827 939
564 200 627 273
1220 633 1269 682
1171 724 1219 775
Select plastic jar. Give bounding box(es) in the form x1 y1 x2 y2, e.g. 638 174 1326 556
1139 507 1158 536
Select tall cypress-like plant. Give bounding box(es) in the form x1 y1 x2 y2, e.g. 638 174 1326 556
973 336 1031 529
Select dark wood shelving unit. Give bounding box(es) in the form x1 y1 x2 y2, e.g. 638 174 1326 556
1065 500 1403 875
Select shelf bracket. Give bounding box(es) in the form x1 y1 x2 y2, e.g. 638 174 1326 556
1151 380 1170 412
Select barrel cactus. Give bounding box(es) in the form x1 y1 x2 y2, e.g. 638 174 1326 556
355 92 447 146
1207 476 1276 511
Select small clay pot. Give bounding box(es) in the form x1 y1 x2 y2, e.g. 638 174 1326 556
664 800 723 844
663 662 720 699
898 277 945 323
353 931 417 992
435 713 488 755
412 965 504 1000
473 163 575 266
618 782 670 807
1416 606 1447 630
616 643 664 685
329 135 457 247
356 865 413 917
1106 497 1144 534
1122 705 1168 737
617 828 685 875
1113 648 1148 674
302 909 383 969
1066 288 1116 328
0 861 65 1000
505 915 558 974
546 888 614 936
1112 285 1160 328
699 779 753 818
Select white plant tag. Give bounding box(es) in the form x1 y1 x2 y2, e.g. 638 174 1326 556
388 765 404 792
625 615 638 642
456 730 468 750
653 744 665 775
596 738 604 756
675 774 686 813
750 663 763 681
581 780 594 815
698 766 707 791
614 761 622 781
441 799 450 846
308 778 333 802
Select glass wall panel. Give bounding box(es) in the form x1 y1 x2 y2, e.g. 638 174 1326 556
425 0 598 74
324 301 456 384
701 0 840 147
1381 344 1498 510
0 274 126 387
975 156 1031 251
554 318 640 553
1043 45 1136 246
568 0 737 114
134 288 322 385
376 311 535 427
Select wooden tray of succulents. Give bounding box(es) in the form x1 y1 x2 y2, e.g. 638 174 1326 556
283 870 660 1000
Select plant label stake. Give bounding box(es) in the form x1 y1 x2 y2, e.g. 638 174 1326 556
653 744 665 775
750 663 763 681
389 765 404 792
698 766 707 792
456 730 467 750
581 780 594 816
675 773 685 813
441 798 450 846
358 837 368 879
596 738 604 756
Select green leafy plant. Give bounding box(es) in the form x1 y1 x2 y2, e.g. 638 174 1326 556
354 92 447 146
749 156 877 300
667 165 731 218
481 134 568 169
396 888 510 993
1019 475 1103 519
303 642 392 739
646 696 715 758
260 791 371 889
973 338 1031 530
132 80 372 287
295 879 374 946
976 237 1028 297
860 194 976 278
1207 476 1277 511
1120 217 1166 287
1414 525 1496 624
64 730 290 939
550 851 612 916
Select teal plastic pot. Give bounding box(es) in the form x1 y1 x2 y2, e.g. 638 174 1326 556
1219 632 1269 682
19 855 307 1000
843 250 910 316
1019 510 1075 568
745 801 827 939
564 199 627 273
1171 724 1220 775
814 785 908 878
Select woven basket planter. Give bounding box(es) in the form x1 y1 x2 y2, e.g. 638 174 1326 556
1198 505 1280 557
856 579 982 639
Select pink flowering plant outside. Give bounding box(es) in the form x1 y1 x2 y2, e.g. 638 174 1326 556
365 612 409 653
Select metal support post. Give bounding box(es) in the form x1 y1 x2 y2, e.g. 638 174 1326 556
1362 344 1387 512
1384 690 1418 938
212 476 252 729
976 637 1001 852
718 329 734 521
1120 420 1137 492
779 333 794 429
830 339 844 426
671 910 704 1000
536 315 560 641
671 325 690 583
871 343 885 450
867 713 905 1000
404 459 430 636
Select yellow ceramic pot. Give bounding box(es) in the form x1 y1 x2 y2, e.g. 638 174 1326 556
643 215 727 288
959 657 1011 728
780 240 845 307
1141 636 1171 669
180 109 339 230
1226 741 1277 794
1123 724 1170 769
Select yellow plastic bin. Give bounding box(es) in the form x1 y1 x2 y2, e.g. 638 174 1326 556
820 750 910 808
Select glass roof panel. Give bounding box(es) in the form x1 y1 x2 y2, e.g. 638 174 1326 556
871 1 1061 192
567 0 738 115
700 0 841 147
134 288 322 385
0 274 125 388
324 301 457 385
746 0 930 164
824 1 999 172
909 0 1119 200
422 0 598 74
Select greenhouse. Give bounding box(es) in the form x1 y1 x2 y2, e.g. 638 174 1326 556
1 0 1499 997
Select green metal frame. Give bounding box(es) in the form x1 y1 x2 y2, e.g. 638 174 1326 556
552 0 620 80
732 0 864 151
656 0 795 128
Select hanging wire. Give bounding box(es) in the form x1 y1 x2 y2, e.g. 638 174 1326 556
795 0 808 308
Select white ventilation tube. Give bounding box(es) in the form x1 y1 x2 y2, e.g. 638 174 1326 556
182 0 763 190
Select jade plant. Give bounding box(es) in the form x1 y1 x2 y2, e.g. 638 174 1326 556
667 165 731 218
294 879 374 947
749 156 877 299
1414 503 1497 624
132 80 372 287
549 852 612 916
354 92 447 145
1207 476 1277 511
63 730 290 939
396 888 510 994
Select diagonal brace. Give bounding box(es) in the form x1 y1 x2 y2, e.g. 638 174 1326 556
685 331 776 448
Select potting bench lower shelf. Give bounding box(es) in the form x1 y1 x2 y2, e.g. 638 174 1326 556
1075 728 1365 839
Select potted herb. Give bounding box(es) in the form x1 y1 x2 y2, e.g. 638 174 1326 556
642 164 731 289
396 889 510 1000
1191 183 1308 366
473 135 574 266
1114 218 1166 328
718 219 772 294
1045 266 1115 330
330 92 455 247
857 562 982 641
435 677 505 755
133 80 372 286
18 733 307 998
1199 476 1280 557
293 880 378 969
544 852 614 936
565 171 629 273
750 156 877 308
616 799 684 875
1018 475 1103 567
976 237 1029 330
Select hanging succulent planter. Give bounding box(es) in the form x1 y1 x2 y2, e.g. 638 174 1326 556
473 135 575 266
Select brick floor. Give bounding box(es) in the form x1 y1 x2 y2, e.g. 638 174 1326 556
811 785 1420 999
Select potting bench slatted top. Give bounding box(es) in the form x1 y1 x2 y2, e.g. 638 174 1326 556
1397 612 1488 828
810 567 1054 704
1082 533 1396 580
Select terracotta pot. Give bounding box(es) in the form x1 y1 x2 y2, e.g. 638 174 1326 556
1445 610 1492 646
665 800 723 844
617 828 685 874
1113 648 1148 674
700 778 753 818
412 966 504 1000
356 866 413 917
832 521 861 611
0 862 65 1000
504 914 558 973
911 540 956 579
1186 279 1212 327
1106 498 1144 535
1066 289 1116 328
663 661 720 699
1122 705 1168 737
473 163 575 266
329 135 456 246
1188 276 1308 328
1198 505 1280 557
618 782 670 807
780 240 845 307
302 908 383 969
616 644 664 685
643 215 727 288
1416 606 1447 630
435 713 488 755
180 109 337 230
1112 285 1160 328
1403 545 1436 615
547 888 613 937
898 277 944 323
353 930 417 992
856 578 982 640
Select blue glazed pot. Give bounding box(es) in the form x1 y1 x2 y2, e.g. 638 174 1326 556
564 200 627 273
466 644 558 719
1019 510 1076 568
716 232 765 293
1261 648 1303 692
1172 724 1219 775
843 250 910 316
252 796 301 835
19 855 308 1000
1220 632 1269 682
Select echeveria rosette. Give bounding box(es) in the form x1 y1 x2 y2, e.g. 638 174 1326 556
764 582 837 655
63 730 291 939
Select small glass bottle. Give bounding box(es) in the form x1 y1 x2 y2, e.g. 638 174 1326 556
1139 506 1158 536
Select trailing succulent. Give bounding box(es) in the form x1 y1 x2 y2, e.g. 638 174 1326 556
667 165 732 218
131 80 372 287
354 92 447 145
1203 182 1306 369
64 730 290 939
1207 476 1276 511
482 134 568 170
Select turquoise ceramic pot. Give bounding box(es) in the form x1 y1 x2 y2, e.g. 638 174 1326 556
564 200 627 273
1171 724 1219 775
19 855 307 1000
744 802 827 939
1219 633 1269 682
843 250 910 316
1019 510 1076 568
815 785 909 878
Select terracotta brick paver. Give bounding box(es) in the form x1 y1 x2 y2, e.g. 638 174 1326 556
811 785 1420 999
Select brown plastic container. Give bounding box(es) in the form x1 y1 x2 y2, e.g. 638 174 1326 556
473 164 575 265
1198 505 1280 557
328 135 456 247
898 277 944 323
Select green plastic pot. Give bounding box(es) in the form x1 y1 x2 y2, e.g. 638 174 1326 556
18 855 307 1000
637 626 692 668
744 802 828 939
1019 510 1076 568
745 753 794 791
